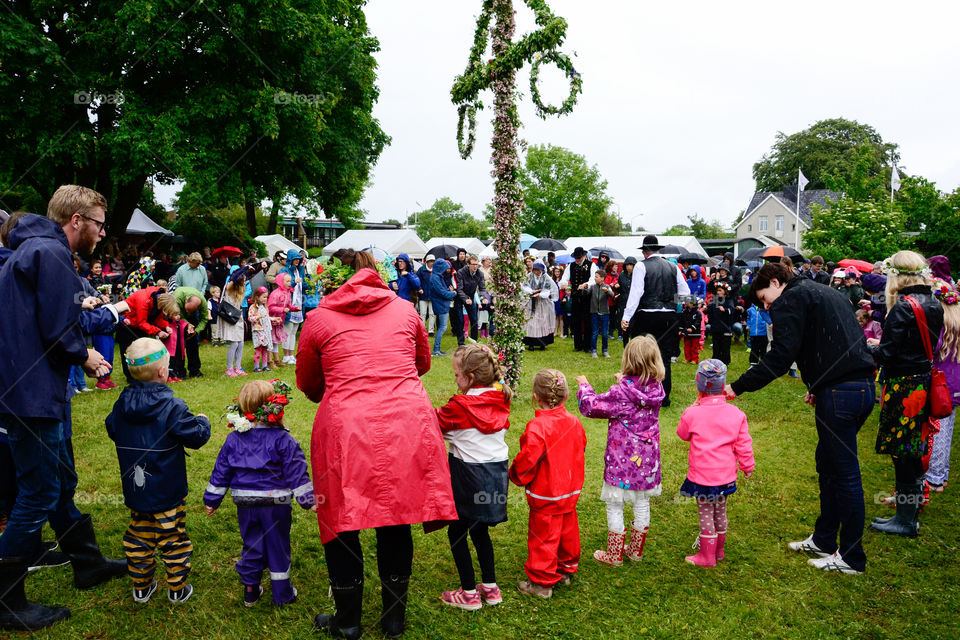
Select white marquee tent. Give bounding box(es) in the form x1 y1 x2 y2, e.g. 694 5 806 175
125 208 173 236
321 229 428 259
254 234 303 259
563 235 708 259
424 237 487 256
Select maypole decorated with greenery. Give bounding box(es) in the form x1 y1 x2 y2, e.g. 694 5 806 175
451 0 582 386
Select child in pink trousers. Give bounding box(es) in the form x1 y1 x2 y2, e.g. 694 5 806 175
677 359 754 567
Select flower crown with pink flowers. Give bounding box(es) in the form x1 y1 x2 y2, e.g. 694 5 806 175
224 379 292 433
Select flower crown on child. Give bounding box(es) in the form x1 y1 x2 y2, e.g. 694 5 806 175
713 282 731 293
931 277 960 305
225 379 292 433
881 257 931 278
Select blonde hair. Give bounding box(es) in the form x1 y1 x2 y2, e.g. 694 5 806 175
622 335 665 382
188 252 203 264
855 308 872 325
126 337 169 381
236 380 284 427
209 285 221 298
884 250 931 312
225 275 245 298
452 344 513 403
155 292 180 318
155 279 168 289
940 302 960 361
532 368 568 409
47 185 107 226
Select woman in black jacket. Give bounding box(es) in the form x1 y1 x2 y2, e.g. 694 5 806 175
866 251 943 537
725 262 876 575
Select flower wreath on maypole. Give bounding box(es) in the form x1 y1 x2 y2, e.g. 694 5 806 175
451 0 582 387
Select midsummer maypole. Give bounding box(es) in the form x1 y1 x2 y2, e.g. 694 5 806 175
451 0 582 386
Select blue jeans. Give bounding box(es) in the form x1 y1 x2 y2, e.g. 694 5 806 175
590 314 610 353
458 302 479 344
70 364 86 390
0 417 83 559
433 313 449 354
811 378 876 572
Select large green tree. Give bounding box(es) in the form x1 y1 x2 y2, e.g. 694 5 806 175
663 214 731 239
407 197 490 242
898 177 960 268
0 0 387 236
752 118 899 193
518 144 612 239
803 198 909 263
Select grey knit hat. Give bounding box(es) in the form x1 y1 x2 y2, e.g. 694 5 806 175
696 359 727 394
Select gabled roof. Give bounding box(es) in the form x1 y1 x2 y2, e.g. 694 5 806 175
736 188 840 230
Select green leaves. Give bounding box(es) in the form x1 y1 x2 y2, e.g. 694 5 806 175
803 198 909 263
407 197 490 243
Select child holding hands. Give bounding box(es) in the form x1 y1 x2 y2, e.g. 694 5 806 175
509 370 586 599
677 360 754 567
576 335 665 566
436 344 512 610
204 379 315 607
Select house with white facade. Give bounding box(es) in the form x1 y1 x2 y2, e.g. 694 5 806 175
734 187 840 251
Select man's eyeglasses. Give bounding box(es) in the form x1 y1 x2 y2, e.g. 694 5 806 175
77 213 105 232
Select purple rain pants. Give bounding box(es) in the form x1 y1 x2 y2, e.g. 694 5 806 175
236 503 295 604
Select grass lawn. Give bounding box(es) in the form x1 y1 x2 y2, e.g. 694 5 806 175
28 331 959 639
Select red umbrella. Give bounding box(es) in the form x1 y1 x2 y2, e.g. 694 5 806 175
838 259 874 273
212 246 243 258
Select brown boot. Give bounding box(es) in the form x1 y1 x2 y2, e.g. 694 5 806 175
517 580 552 599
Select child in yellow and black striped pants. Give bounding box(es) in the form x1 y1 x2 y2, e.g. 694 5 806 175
106 337 211 603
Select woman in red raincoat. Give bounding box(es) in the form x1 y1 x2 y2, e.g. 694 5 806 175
296 250 456 639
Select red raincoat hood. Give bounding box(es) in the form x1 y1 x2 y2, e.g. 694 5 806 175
437 390 511 435
320 268 393 316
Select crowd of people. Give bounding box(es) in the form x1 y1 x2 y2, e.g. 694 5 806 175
0 187 957 636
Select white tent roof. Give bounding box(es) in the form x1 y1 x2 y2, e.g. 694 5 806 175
321 229 428 259
563 235 708 259
425 237 487 256
479 242 498 259
254 234 303 259
125 208 173 236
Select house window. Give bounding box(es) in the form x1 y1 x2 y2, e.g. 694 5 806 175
792 224 796 231
747 224 752 232
776 215 784 231
759 216 768 231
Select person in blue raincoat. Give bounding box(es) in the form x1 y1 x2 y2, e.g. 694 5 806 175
390 253 421 302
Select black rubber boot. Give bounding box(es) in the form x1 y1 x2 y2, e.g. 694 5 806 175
56 515 128 589
380 574 409 639
0 557 71 631
869 480 921 537
314 579 363 639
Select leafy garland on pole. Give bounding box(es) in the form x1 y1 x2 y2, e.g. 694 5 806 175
451 0 582 387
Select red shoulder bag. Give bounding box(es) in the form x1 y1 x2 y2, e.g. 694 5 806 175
903 295 952 419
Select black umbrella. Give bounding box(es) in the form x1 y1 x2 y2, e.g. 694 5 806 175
589 246 625 260
678 252 708 265
660 244 685 255
530 238 566 251
424 244 462 260
737 247 765 263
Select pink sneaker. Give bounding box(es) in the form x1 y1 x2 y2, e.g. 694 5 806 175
236 368 248 376
226 369 238 377
440 587 482 611
475 583 502 605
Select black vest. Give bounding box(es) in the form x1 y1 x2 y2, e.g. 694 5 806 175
570 260 592 292
638 256 678 311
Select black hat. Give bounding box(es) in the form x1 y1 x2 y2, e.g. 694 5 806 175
572 246 587 259
640 235 663 251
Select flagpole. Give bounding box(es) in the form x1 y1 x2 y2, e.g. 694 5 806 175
795 170 802 250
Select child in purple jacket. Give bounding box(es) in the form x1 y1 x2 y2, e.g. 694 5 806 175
576 335 665 566
204 379 315 607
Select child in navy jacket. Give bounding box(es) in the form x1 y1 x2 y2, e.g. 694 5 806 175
204 379 315 607
106 337 211 604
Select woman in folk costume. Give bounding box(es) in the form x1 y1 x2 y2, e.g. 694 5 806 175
522 261 559 351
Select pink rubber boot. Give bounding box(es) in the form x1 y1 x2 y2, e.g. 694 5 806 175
684 534 717 567
716 532 726 562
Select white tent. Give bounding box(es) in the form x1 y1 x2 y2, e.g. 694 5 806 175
255 234 303 259
479 242 498 259
125 208 173 236
563 235 708 259
321 229 428 259
424 237 486 256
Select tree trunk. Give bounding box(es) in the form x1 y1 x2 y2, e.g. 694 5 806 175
488 0 526 388
109 174 149 239
267 195 281 235
244 193 258 237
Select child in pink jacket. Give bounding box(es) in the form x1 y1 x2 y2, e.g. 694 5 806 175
676 359 754 567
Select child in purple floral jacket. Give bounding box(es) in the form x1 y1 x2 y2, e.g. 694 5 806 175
576 335 665 566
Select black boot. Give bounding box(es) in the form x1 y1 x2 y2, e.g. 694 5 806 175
314 578 363 639
27 541 70 572
0 557 71 631
869 480 921 537
56 515 127 589
380 574 409 639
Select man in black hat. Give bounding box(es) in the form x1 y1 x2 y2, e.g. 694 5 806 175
560 247 597 351
621 235 690 405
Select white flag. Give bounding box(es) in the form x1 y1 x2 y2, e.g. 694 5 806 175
798 168 810 192
892 166 902 192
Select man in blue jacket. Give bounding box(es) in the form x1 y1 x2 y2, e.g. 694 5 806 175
430 258 457 356
416 255 435 334
0 186 122 632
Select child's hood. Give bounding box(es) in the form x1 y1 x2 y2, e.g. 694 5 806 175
437 390 510 434
618 376 666 406
113 381 178 422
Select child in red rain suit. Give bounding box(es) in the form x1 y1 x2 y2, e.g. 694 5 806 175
509 369 587 599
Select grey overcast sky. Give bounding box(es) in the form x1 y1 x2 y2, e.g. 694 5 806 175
356 0 960 233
